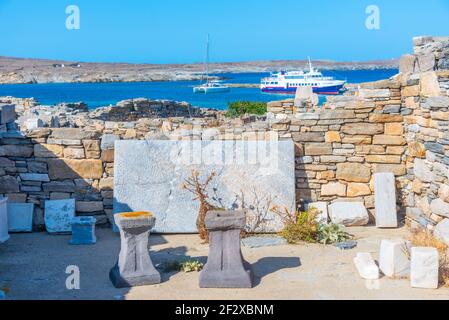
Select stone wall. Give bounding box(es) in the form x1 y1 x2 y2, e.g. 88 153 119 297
1 35 448 232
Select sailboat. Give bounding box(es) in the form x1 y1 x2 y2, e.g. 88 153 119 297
193 34 230 94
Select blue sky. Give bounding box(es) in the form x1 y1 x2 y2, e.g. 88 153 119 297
0 0 448 64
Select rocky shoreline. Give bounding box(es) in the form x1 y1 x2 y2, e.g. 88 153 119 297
0 56 399 84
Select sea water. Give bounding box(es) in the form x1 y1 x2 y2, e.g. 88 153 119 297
0 70 398 110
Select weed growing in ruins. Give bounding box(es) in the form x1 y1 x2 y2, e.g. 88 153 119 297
318 223 352 245
182 170 222 243
272 206 320 244
179 260 204 273
410 229 449 287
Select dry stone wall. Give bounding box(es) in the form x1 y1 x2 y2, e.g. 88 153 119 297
0 35 448 232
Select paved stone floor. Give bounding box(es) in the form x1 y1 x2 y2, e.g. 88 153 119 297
1 226 449 300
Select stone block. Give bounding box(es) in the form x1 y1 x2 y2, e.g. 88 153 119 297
347 183 371 197
34 144 64 158
353 253 380 280
373 135 406 146
50 128 101 140
328 202 369 227
305 202 328 223
7 203 34 232
44 199 76 234
420 71 441 97
110 212 161 288
379 239 411 278
430 199 449 218
63 147 85 159
0 104 16 124
76 201 104 213
384 123 404 136
200 211 253 288
48 159 103 180
325 131 341 143
0 176 19 193
399 54 417 74
114 140 295 233
342 123 383 135
19 173 50 182
321 182 347 197
69 216 97 245
374 173 398 228
101 134 120 150
0 145 33 157
410 247 439 289
337 163 371 183
304 143 332 156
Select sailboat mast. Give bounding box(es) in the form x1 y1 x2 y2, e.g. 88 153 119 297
205 33 210 84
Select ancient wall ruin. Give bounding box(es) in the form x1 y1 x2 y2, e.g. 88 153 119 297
0 35 448 231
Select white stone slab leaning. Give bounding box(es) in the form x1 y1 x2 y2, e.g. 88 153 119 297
353 253 380 280
0 197 9 243
44 199 76 234
411 247 439 289
379 239 411 278
113 140 296 233
374 172 398 228
7 203 34 232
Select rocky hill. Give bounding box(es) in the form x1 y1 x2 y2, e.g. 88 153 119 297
0 56 399 84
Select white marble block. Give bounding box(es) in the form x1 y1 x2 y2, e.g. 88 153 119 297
379 239 411 278
374 173 398 228
354 253 380 280
44 199 76 234
114 140 295 233
306 202 328 223
328 202 369 227
7 203 34 232
411 247 439 289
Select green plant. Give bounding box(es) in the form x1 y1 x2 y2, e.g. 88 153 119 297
318 223 352 245
272 206 320 244
179 260 204 273
225 101 267 118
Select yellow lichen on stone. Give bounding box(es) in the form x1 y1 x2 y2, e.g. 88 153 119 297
120 211 153 218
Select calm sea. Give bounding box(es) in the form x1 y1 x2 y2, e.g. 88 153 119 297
0 70 398 110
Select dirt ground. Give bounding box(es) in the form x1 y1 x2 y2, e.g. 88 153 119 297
1 226 448 300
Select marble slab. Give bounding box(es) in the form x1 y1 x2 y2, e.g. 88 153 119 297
113 140 295 233
7 203 34 232
44 199 76 234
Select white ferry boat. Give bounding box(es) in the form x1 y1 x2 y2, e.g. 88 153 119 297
260 60 346 95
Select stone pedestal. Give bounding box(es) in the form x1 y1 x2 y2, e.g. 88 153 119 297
411 247 439 289
110 212 161 288
0 197 9 243
379 239 411 278
199 210 253 288
69 216 97 245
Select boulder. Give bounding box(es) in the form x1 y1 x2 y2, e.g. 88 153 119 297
328 202 369 227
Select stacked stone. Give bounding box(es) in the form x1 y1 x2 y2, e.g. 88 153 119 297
400 37 449 233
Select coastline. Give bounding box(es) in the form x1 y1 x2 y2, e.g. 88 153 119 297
0 56 399 85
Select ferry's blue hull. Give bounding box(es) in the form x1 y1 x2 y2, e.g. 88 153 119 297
262 84 345 95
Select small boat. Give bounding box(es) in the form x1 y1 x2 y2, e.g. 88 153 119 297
260 58 346 95
193 34 230 94
193 80 230 94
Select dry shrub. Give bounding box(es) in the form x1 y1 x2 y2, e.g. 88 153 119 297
272 206 320 244
410 229 449 287
182 170 220 243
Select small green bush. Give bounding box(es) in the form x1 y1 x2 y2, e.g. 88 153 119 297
225 101 267 118
318 223 352 245
179 260 204 273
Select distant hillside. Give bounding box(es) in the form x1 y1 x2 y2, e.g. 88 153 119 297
0 56 399 84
